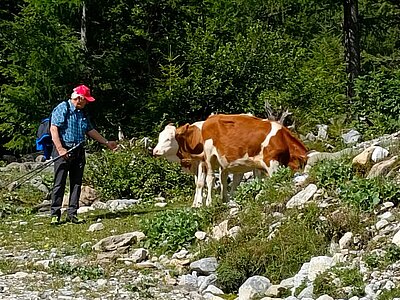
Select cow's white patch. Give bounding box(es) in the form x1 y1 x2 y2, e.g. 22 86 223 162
193 121 204 130
153 125 180 162
203 139 217 206
192 161 206 207
265 160 280 176
261 121 282 148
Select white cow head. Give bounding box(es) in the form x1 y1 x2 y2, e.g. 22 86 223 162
153 124 180 163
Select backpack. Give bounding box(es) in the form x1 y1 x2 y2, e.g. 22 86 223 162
36 100 69 160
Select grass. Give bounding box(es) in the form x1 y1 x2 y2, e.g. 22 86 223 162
378 287 400 300
0 144 399 298
313 265 365 298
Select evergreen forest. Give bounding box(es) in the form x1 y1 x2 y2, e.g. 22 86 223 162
1 0 400 154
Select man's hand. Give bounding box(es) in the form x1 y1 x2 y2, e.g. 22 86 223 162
106 141 118 151
57 147 69 159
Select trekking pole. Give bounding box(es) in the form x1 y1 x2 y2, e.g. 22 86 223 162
1 142 84 190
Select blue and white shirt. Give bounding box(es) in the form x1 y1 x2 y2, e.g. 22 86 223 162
51 100 93 146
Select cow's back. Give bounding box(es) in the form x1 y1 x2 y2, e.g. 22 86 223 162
202 114 307 170
202 114 275 163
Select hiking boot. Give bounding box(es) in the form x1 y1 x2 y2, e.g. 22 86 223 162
66 215 85 224
50 216 60 225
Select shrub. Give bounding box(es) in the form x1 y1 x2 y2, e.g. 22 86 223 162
140 208 205 254
378 287 400 300
308 159 353 190
234 167 295 206
339 177 400 211
49 262 105 280
215 205 329 292
314 266 365 298
364 244 400 270
84 145 193 202
353 70 400 139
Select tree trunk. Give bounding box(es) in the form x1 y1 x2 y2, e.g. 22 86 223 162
343 0 360 100
80 1 87 51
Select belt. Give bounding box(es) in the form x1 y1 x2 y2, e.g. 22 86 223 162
63 141 85 148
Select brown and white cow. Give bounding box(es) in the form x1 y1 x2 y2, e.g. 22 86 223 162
201 114 308 205
153 121 244 207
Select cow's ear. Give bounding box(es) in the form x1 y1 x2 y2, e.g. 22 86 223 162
176 123 190 135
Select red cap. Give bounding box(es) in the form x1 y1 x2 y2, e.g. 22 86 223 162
73 85 95 102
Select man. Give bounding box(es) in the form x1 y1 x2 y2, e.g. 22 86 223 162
50 84 117 225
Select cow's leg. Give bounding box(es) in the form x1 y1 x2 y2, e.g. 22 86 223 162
205 167 214 206
230 173 243 196
265 160 280 176
205 155 218 206
263 147 286 176
220 169 229 202
192 162 206 208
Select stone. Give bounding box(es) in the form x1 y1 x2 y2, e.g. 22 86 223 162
238 275 271 300
339 232 353 250
392 230 400 247
190 257 218 276
352 146 376 165
308 256 334 281
286 184 318 208
92 231 146 252
342 129 361 144
195 231 207 240
212 220 229 240
87 223 104 232
371 147 389 162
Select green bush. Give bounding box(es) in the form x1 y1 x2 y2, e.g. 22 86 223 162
364 244 400 270
378 287 400 300
353 70 400 139
314 266 365 298
84 146 193 202
339 177 400 211
49 262 105 280
140 208 205 254
234 167 295 206
309 159 354 190
215 205 329 292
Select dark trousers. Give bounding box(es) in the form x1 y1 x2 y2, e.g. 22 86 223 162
51 146 85 218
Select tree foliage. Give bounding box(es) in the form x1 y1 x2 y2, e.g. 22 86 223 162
0 0 399 153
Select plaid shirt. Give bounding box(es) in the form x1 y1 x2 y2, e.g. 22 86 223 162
51 100 93 146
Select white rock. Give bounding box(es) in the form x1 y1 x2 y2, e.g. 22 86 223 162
342 129 361 144
77 206 95 214
293 263 310 289
34 260 51 269
172 249 189 259
316 295 334 300
87 223 104 232
228 226 241 238
96 279 107 286
378 211 395 222
339 232 353 250
371 146 389 162
212 220 229 240
130 248 149 263
380 202 394 211
308 256 334 281
195 231 207 240
286 184 318 209
203 285 224 295
238 275 271 300
376 219 389 230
